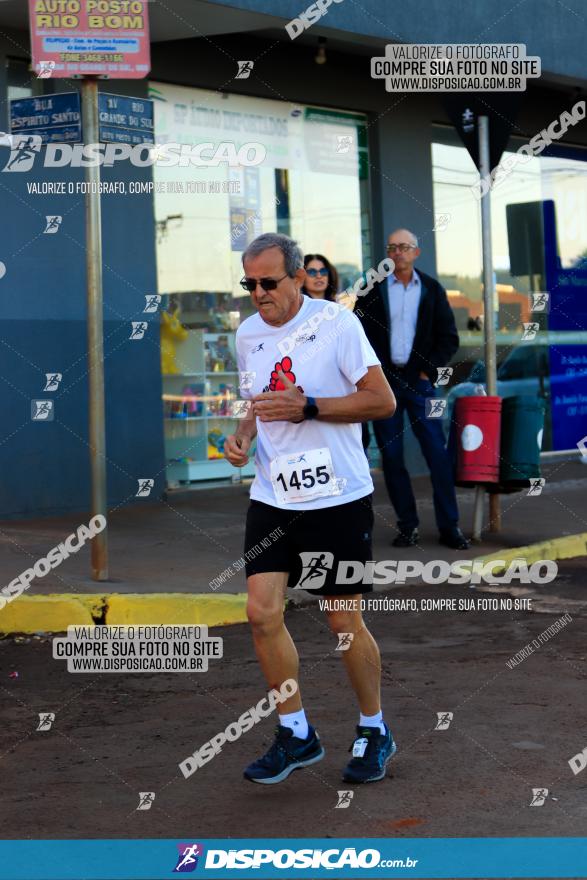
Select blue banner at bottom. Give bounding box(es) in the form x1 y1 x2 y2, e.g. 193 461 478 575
0 838 586 879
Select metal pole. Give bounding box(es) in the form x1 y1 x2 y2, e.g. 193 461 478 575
82 77 109 580
472 115 500 539
479 116 497 397
472 484 484 540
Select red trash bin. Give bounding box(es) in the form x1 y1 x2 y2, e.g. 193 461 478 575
455 396 502 486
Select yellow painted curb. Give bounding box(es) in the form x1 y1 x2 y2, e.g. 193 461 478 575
3 530 585 635
106 593 247 627
0 592 248 634
0 594 102 635
473 532 587 573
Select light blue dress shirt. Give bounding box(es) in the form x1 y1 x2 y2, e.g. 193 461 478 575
386 270 422 365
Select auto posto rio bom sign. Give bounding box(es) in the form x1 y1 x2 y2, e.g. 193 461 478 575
29 1 151 79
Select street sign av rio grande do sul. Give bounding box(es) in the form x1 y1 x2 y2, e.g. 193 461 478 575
28 0 151 79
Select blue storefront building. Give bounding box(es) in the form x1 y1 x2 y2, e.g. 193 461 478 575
0 0 585 518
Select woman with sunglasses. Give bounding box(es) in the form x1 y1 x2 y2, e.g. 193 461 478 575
302 253 338 301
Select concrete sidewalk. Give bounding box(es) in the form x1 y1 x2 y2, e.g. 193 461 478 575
1 460 586 601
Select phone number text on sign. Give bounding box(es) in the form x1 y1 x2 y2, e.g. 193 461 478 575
29 0 151 79
52 625 223 672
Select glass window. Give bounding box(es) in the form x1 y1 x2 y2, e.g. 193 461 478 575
6 57 43 102
151 83 370 486
432 127 587 452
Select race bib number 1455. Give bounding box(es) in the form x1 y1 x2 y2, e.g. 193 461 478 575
270 447 336 504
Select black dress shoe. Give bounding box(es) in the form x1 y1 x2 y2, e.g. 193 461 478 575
392 528 419 548
438 528 470 550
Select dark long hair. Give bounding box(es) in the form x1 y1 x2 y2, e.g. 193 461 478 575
302 253 339 302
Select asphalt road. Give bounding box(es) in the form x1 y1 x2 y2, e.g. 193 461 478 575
1 563 586 849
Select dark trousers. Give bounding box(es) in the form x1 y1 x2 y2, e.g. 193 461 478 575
372 374 459 533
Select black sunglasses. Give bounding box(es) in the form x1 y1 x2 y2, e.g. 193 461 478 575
240 273 288 292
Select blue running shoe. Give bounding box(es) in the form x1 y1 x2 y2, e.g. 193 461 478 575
342 724 397 784
243 725 324 784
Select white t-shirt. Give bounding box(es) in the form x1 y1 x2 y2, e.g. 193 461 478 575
235 295 380 511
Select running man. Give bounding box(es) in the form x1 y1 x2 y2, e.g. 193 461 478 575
224 233 397 785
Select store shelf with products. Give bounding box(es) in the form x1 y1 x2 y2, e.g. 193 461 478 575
162 326 255 486
166 372 240 377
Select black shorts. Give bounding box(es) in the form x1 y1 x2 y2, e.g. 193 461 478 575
244 495 374 596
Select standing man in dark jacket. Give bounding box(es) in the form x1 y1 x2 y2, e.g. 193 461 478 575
357 229 469 550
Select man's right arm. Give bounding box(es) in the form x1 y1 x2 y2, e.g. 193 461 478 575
224 334 257 467
235 403 257 444
421 282 460 381
224 405 257 467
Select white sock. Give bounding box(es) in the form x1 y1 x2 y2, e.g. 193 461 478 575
359 711 385 735
279 708 309 740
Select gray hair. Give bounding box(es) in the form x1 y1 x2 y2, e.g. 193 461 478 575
242 233 304 277
390 228 419 247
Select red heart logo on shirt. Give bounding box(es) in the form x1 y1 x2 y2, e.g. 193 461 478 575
269 356 296 391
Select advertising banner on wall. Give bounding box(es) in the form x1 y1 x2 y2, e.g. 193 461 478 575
547 345 587 450
150 82 362 175
150 82 367 294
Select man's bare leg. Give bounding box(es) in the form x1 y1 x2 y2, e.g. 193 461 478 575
243 571 325 783
246 571 302 714
325 597 381 714
325 597 395 783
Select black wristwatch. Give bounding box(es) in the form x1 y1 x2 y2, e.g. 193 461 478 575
303 395 319 420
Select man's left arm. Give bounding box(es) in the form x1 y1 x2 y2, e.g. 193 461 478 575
252 366 395 423
421 283 460 382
